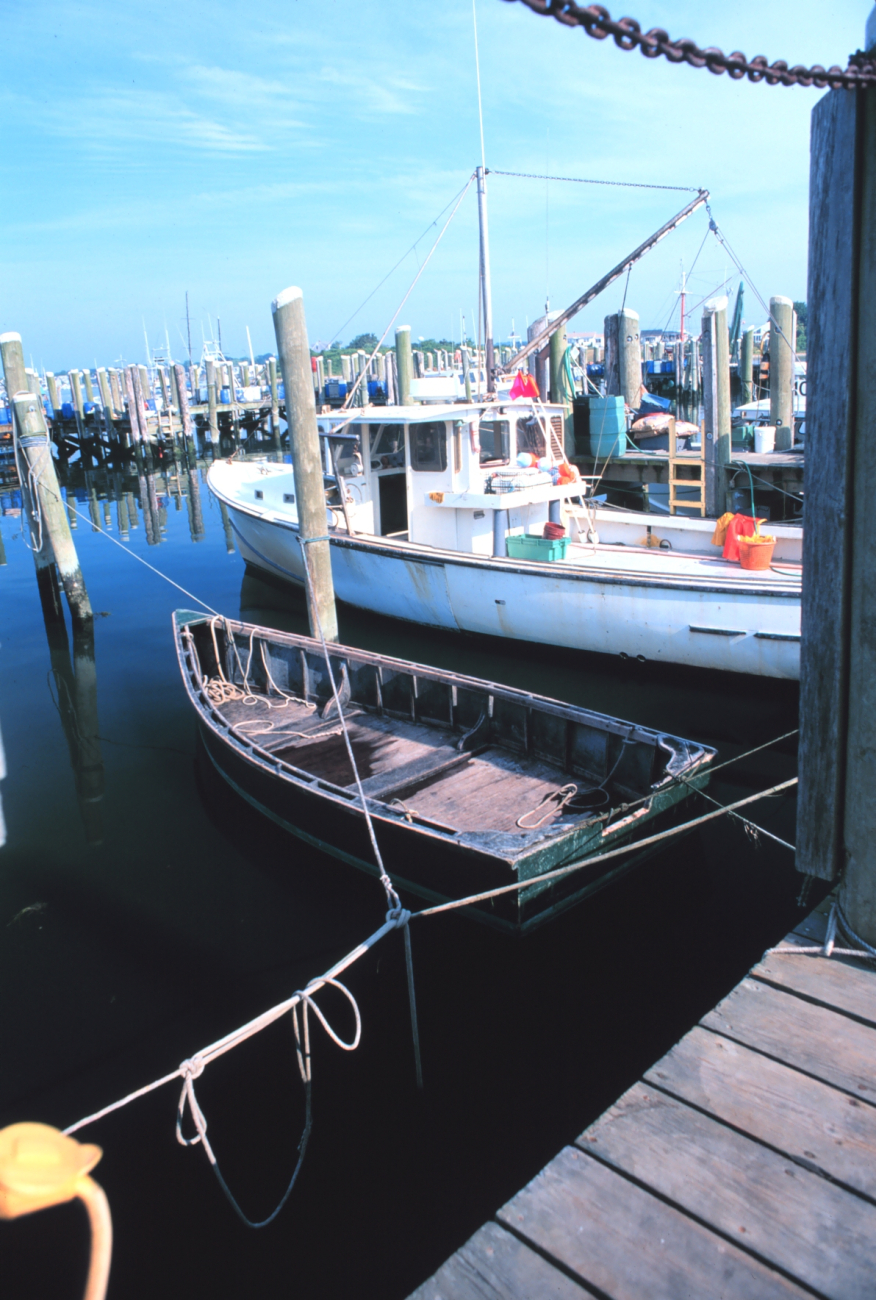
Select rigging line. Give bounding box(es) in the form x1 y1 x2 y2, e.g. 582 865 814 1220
414 777 798 920
472 0 487 172
705 213 799 362
327 178 473 348
341 174 476 410
681 778 796 853
490 169 700 194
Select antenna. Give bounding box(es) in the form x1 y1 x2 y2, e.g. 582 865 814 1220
472 0 486 172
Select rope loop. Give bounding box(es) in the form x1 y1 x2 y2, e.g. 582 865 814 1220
387 905 412 930
297 977 363 1053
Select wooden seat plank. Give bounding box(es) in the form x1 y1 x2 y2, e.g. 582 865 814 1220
644 1025 876 1198
350 747 473 801
576 1083 876 1299
702 977 876 1100
751 940 876 1027
495 1145 809 1300
408 1220 587 1300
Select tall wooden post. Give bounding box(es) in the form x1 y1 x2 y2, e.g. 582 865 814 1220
96 368 115 437
604 309 641 406
12 392 92 620
272 286 338 642
740 326 755 404
173 362 196 459
395 325 413 406
45 372 61 417
205 359 219 441
0 333 59 605
702 297 731 519
797 59 876 945
770 295 796 449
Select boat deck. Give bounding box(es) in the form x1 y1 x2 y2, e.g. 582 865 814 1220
409 905 876 1299
561 540 801 587
215 694 606 834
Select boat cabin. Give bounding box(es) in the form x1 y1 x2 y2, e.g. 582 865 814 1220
315 401 581 556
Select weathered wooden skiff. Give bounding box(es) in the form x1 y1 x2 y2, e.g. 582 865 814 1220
174 611 715 932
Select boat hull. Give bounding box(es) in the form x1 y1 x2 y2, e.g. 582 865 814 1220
221 504 801 680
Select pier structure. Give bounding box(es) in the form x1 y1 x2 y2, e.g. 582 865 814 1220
411 905 876 1300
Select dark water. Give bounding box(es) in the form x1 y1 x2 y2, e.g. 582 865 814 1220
0 452 808 1299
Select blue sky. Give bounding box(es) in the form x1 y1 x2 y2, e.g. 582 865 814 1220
0 1 867 368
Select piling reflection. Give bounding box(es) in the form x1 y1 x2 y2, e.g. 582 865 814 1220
40 581 104 846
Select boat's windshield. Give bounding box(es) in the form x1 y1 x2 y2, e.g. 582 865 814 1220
369 424 405 468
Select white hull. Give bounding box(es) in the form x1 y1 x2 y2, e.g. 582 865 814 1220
211 466 801 680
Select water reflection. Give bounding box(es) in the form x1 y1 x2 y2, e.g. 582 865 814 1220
41 582 104 845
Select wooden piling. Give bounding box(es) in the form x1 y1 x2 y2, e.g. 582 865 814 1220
702 297 731 518
770 296 796 449
96 368 116 436
604 309 641 407
109 369 123 418
272 286 338 642
70 369 85 434
45 372 61 417
740 326 755 405
798 59 876 945
82 370 95 405
396 325 413 406
205 359 219 441
12 391 92 620
173 362 196 458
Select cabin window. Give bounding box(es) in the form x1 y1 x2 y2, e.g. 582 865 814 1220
516 415 546 460
410 421 447 473
369 423 405 469
479 420 510 466
254 490 263 500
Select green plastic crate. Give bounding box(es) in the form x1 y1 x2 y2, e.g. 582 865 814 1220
506 534 570 562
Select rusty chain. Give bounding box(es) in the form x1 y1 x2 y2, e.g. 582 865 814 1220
502 1 876 89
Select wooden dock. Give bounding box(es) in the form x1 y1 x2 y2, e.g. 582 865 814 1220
575 449 804 514
410 907 876 1299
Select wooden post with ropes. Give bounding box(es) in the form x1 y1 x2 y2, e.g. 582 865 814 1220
272 286 338 642
798 32 876 946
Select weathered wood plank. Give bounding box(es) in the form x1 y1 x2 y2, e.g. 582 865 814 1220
577 1084 876 1299
752 941 876 1026
644 1025 876 1199
407 1220 587 1300
797 88 859 879
841 73 876 944
702 977 876 1100
496 1145 810 1300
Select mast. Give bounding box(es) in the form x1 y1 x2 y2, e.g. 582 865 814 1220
476 165 495 391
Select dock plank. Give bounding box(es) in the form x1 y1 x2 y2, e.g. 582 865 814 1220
702 976 876 1100
496 1145 809 1300
750 942 876 1027
408 1220 588 1300
644 1025 876 1199
577 1083 876 1300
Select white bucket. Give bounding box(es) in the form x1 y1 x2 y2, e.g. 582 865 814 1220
755 425 776 454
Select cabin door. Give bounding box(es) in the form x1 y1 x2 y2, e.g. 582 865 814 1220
378 473 408 536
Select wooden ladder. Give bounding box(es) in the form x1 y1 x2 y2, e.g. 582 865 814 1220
668 416 706 516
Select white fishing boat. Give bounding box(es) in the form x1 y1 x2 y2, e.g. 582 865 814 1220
207 399 801 679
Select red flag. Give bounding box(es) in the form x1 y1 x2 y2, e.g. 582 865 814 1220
510 370 540 400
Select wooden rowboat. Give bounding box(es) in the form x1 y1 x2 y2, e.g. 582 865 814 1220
174 611 715 933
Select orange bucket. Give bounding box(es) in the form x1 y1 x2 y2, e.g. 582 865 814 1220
738 535 776 570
